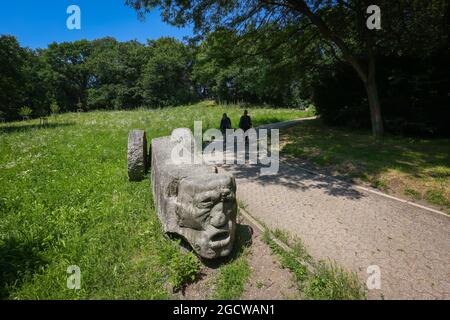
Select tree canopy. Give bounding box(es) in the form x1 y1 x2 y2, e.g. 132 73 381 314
126 0 449 137
0 1 448 136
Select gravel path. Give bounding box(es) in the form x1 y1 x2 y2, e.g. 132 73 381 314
217 118 450 300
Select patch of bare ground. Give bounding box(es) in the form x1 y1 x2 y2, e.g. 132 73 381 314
241 226 300 300
181 265 219 300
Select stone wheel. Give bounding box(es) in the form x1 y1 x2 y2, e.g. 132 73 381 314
127 130 148 181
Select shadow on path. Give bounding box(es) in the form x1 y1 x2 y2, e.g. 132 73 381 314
222 160 365 201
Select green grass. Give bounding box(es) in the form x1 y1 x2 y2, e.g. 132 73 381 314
0 102 306 299
263 229 366 300
212 256 251 300
281 119 450 212
304 260 367 300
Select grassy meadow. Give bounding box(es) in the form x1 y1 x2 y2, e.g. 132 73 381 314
0 102 312 299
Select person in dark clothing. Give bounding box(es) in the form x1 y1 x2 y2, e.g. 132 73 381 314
239 110 252 132
220 113 232 137
239 110 252 143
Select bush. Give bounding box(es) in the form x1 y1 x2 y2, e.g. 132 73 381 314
168 250 200 291
156 237 200 291
50 101 60 114
18 106 33 118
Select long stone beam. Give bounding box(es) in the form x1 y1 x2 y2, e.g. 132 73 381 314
151 129 237 259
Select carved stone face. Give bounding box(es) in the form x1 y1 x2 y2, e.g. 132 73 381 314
174 173 237 259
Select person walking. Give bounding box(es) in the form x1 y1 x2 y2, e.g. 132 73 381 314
239 110 252 143
220 113 232 141
239 110 252 132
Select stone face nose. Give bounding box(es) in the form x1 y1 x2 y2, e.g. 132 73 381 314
210 202 228 228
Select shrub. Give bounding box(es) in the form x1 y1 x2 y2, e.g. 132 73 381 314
18 106 33 118
168 251 200 291
50 101 60 114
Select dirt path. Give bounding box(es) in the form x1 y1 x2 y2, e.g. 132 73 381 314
217 119 450 300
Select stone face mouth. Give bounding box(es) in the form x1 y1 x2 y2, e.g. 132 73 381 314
209 230 231 249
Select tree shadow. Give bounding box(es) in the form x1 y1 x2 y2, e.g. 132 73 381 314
0 122 75 134
224 161 365 200
201 118 364 200
0 238 48 299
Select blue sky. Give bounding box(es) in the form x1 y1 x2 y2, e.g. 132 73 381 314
0 1 193 49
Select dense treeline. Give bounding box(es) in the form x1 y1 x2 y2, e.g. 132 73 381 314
0 36 196 118
1 0 449 137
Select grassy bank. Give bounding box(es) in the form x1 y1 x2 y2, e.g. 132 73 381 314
281 119 450 213
263 229 366 300
0 102 310 299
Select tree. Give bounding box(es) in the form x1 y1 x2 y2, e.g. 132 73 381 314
43 40 92 112
86 38 148 110
0 36 51 120
140 38 195 107
192 26 321 106
0 36 27 120
126 0 447 137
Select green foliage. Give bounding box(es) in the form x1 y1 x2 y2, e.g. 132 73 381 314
213 256 251 300
2 0 449 137
304 261 367 300
141 38 195 107
50 101 60 114
169 252 200 290
159 241 200 290
192 26 319 107
0 36 28 120
126 0 449 138
425 189 449 208
86 38 148 110
262 230 310 289
43 40 92 112
18 106 32 118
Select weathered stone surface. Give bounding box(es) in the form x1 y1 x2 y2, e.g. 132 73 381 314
151 129 237 259
128 130 148 181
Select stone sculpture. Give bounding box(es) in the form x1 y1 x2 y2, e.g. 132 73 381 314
151 129 237 259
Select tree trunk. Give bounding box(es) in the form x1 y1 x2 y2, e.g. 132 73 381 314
365 49 384 138
288 0 385 137
365 77 384 138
